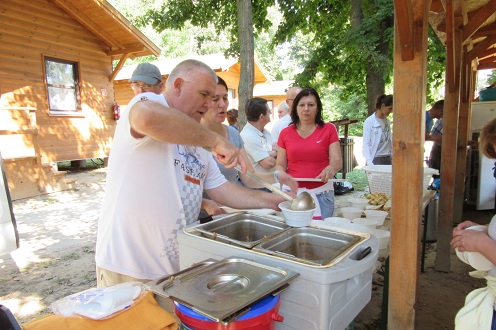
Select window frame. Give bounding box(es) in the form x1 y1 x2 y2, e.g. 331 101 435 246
43 56 82 116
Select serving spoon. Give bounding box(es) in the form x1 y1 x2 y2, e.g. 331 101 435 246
232 165 316 211
206 148 316 211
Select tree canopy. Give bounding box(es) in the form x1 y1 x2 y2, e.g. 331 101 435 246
139 0 445 115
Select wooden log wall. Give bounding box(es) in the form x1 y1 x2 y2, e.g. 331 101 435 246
0 0 117 164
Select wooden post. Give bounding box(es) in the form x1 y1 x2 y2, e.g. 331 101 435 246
390 0 429 328
435 20 462 273
453 48 473 224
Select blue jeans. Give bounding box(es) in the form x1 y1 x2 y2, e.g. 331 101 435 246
316 190 335 219
492 310 496 330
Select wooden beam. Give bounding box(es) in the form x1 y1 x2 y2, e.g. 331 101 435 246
435 16 464 33
462 0 496 43
430 0 444 13
51 0 125 49
472 23 496 39
453 51 471 225
474 48 496 61
107 46 146 56
467 35 496 62
445 0 455 92
390 0 430 328
394 0 414 60
109 53 131 82
435 26 462 272
477 61 496 70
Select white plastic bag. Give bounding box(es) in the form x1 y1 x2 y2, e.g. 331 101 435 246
50 282 145 320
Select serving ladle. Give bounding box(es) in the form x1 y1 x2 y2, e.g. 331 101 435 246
233 165 316 211
206 148 316 211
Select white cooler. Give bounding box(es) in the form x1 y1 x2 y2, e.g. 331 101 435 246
178 219 378 330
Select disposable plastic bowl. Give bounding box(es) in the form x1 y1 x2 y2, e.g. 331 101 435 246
278 201 316 227
323 217 351 227
352 218 383 229
340 207 363 220
347 197 370 210
364 210 388 223
364 228 391 250
340 222 370 233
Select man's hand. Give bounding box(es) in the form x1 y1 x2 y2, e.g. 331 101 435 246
201 198 225 216
212 138 241 169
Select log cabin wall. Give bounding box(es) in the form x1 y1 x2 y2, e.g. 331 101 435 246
0 0 116 164
0 0 119 199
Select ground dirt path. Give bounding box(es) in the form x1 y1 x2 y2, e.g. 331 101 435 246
0 167 491 329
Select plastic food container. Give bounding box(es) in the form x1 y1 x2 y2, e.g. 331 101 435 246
324 217 351 227
363 210 388 224
363 228 390 250
347 198 369 210
352 218 383 229
278 201 316 227
340 207 363 220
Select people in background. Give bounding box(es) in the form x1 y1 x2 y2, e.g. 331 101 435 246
271 86 302 143
426 100 444 173
226 109 239 130
362 94 393 165
200 76 297 214
240 98 277 173
451 117 496 330
275 87 342 219
129 63 164 96
276 102 289 119
95 60 295 301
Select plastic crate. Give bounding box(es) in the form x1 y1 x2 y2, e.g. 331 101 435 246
362 165 438 195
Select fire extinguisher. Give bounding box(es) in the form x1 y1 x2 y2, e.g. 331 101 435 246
113 102 120 120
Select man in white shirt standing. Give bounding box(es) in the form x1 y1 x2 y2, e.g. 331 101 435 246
95 60 296 295
271 86 302 143
240 97 277 173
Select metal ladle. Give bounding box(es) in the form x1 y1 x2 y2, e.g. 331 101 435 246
206 148 316 211
233 166 316 211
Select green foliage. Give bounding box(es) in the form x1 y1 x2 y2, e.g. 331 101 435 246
426 27 447 103
142 0 275 57
487 70 496 85
341 168 368 192
110 0 447 118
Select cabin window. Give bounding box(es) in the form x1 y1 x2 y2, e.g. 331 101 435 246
44 57 81 115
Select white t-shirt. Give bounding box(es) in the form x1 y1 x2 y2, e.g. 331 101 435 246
95 92 226 280
240 122 275 173
271 114 292 143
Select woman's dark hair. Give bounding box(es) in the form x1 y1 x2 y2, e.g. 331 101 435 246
226 109 238 125
216 75 228 90
375 94 393 110
290 87 325 127
480 118 496 159
245 98 269 122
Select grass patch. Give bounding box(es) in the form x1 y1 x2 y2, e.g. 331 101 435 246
337 168 369 192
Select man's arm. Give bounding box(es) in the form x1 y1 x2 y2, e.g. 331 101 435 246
129 100 240 168
205 181 286 211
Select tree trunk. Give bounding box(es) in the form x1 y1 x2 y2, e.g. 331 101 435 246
236 0 255 130
351 0 389 115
